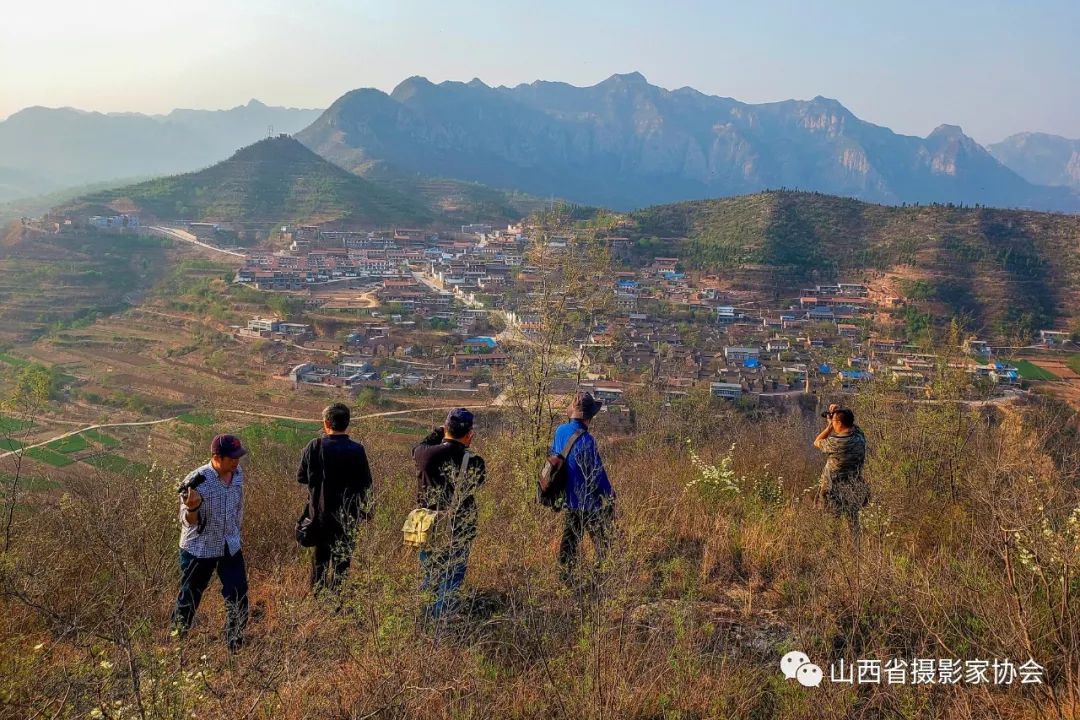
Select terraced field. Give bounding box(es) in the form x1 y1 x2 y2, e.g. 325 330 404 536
0 229 171 343
0 223 482 486
1028 355 1080 408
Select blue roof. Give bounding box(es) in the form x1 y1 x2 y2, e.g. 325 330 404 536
840 370 871 380
818 363 832 373
743 357 761 369
465 336 497 348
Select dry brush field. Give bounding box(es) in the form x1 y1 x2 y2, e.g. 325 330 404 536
2 391 1079 719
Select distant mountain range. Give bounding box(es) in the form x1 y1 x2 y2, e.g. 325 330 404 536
989 133 1080 190
296 72 1080 213
0 100 321 201
12 74 1080 217
66 136 431 226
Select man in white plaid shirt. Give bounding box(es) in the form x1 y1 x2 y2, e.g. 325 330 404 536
170 434 249 651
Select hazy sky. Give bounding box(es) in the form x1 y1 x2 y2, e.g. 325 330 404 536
2 0 1078 143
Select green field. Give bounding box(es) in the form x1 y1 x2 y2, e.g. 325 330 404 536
83 429 120 448
47 434 89 454
272 419 322 432
0 438 25 452
25 447 75 467
0 416 33 433
1068 354 1080 375
0 416 32 434
1012 360 1058 381
239 420 320 448
383 419 423 435
178 413 215 426
82 453 149 476
0 352 31 368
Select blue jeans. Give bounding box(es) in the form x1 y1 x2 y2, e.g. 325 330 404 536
419 543 471 619
172 547 248 647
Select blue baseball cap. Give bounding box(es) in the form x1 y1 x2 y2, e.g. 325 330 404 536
445 408 474 437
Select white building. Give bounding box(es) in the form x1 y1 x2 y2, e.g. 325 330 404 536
710 382 743 399
723 346 761 362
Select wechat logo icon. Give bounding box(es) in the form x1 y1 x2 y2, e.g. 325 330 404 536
781 650 824 687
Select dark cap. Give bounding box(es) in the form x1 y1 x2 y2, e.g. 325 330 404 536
444 408 474 438
210 434 247 459
570 391 603 420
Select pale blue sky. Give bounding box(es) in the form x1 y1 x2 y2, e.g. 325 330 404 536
2 0 1077 143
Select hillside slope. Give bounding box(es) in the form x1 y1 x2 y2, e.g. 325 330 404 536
64 136 433 226
627 191 1080 336
354 159 549 223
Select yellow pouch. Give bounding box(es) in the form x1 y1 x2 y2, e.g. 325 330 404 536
402 508 446 548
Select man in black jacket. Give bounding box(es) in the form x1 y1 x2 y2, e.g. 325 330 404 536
297 403 374 592
412 408 485 619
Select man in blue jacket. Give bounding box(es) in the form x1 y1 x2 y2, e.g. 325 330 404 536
551 392 615 585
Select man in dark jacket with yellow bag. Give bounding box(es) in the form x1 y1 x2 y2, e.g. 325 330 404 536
412 408 486 620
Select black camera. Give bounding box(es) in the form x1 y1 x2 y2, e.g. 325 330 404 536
821 409 836 418
177 472 207 496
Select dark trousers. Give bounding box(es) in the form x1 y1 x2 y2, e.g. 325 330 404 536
171 547 248 647
311 532 356 592
559 504 614 581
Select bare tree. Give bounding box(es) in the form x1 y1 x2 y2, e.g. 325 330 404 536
502 206 614 454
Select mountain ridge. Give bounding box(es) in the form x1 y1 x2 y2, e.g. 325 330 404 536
989 132 1080 190
296 72 1080 213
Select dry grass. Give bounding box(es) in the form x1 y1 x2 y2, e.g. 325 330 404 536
1 393 1079 719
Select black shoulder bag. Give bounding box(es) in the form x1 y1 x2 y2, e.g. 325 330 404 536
295 439 326 547
537 429 585 510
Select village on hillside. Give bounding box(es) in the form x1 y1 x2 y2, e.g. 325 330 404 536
28 212 1078 413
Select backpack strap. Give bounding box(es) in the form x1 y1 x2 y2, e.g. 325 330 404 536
560 430 585 460
308 438 326 519
454 451 472 485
